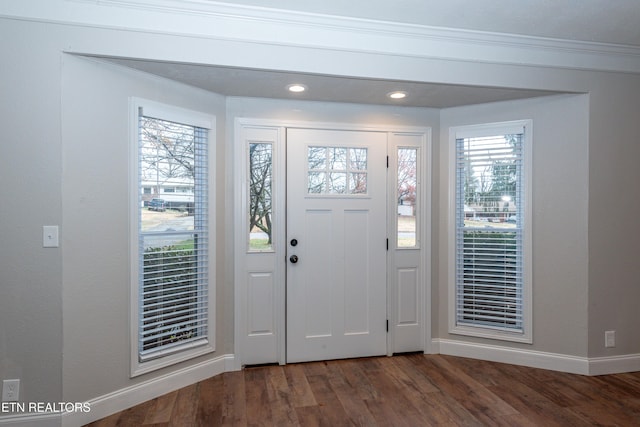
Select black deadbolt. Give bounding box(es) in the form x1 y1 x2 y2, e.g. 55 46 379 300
290 238 298 247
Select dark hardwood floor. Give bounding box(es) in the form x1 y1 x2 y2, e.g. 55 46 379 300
85 354 640 426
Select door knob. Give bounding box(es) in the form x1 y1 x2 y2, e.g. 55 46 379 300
289 255 299 264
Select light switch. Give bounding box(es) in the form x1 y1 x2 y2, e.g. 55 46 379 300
43 225 59 248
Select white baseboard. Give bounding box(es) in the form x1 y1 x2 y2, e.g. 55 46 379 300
63 353 236 427
588 353 640 375
435 339 640 376
0 354 237 427
436 338 590 375
0 413 61 427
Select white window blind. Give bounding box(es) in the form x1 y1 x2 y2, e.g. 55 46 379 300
137 112 209 362
455 130 525 334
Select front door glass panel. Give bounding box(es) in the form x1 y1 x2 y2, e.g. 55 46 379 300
307 146 368 195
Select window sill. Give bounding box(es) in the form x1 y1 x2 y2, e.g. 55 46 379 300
449 325 532 344
131 340 215 378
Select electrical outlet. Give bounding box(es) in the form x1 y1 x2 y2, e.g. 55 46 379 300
2 379 20 402
605 330 616 348
43 225 59 248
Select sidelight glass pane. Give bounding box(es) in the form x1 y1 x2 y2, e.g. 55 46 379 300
249 142 273 251
397 148 417 247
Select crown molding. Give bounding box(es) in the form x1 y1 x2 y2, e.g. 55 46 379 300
1 0 640 74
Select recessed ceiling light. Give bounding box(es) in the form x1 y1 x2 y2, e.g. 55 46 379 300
388 91 407 99
287 84 307 93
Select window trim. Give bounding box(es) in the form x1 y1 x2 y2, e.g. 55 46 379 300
448 120 533 344
129 98 216 377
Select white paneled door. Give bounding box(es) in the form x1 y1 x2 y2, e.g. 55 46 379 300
286 128 388 363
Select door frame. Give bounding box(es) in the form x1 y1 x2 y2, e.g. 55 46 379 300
233 118 432 368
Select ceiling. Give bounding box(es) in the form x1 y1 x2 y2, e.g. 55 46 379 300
101 0 640 108
104 58 563 109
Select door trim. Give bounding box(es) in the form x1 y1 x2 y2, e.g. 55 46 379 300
234 118 431 368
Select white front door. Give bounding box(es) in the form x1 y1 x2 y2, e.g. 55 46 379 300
286 128 388 363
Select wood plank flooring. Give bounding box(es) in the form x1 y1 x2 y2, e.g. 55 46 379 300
84 354 640 426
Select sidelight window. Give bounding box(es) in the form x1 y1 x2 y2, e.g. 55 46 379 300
248 142 273 251
397 148 418 248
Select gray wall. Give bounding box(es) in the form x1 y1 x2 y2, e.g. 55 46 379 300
0 18 64 405
439 94 590 356
1 6 640 416
587 73 640 357
60 54 228 401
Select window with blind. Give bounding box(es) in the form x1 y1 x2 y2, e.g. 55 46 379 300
131 99 215 376
450 121 532 343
